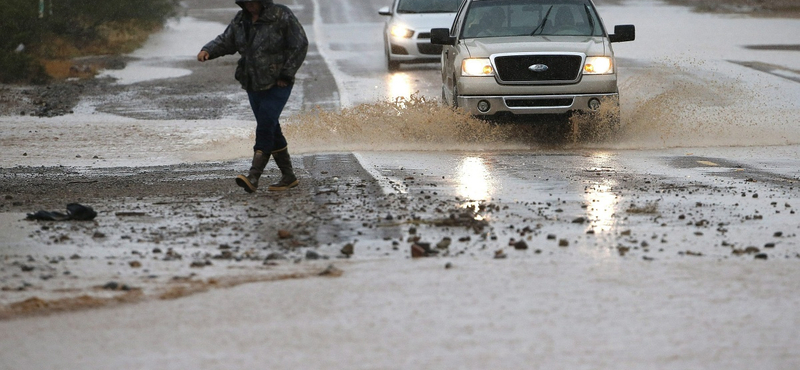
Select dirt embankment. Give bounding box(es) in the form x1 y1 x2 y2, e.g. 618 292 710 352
0 55 129 117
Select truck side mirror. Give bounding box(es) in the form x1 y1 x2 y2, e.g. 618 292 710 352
430 28 455 46
609 25 635 43
378 6 391 16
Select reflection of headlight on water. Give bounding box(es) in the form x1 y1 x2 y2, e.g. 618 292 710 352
585 182 617 230
388 73 412 100
456 157 493 207
584 153 620 231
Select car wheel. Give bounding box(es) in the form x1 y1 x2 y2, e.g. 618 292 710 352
386 48 400 72
451 83 459 109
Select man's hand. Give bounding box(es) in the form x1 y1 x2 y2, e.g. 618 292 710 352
277 76 293 87
197 50 210 62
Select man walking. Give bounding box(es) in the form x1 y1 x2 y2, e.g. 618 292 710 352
197 0 308 192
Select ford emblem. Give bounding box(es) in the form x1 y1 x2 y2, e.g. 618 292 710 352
529 64 549 72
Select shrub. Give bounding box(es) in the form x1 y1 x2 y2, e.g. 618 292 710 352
0 53 50 84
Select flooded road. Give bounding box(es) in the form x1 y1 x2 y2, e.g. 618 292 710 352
1 0 800 368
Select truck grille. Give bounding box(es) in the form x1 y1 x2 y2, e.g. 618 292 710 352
493 55 583 83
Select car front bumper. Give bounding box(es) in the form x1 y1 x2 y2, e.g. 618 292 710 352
388 36 442 62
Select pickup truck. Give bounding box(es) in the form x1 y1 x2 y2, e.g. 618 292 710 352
431 0 635 130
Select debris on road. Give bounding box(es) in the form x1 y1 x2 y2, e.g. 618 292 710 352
25 203 97 221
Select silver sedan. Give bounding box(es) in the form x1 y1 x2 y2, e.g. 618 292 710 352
379 0 462 71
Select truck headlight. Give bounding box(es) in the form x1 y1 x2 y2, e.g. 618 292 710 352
462 59 494 76
583 57 613 74
390 26 414 38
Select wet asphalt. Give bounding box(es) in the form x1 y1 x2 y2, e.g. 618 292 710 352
1 0 799 319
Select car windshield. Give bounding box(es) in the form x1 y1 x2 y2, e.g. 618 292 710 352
461 0 604 38
397 0 462 13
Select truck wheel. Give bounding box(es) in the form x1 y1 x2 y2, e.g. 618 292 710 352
572 108 621 142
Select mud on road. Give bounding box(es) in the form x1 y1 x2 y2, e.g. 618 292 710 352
0 159 336 317
0 151 502 319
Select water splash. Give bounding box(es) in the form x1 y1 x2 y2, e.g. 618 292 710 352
285 94 530 153
284 59 799 154
613 59 798 149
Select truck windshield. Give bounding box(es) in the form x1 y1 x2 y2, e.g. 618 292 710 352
397 0 463 13
461 0 604 38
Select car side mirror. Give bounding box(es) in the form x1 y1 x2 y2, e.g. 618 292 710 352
378 6 391 16
430 28 455 46
609 25 635 43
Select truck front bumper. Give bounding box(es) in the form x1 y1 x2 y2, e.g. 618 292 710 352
457 93 619 116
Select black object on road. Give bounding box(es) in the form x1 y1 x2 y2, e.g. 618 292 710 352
26 203 97 221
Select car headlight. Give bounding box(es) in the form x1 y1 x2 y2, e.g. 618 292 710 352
583 56 613 74
462 59 494 76
390 26 414 38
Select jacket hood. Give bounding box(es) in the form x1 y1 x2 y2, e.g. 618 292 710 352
235 0 273 11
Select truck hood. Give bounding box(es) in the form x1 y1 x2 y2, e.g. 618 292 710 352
463 36 609 58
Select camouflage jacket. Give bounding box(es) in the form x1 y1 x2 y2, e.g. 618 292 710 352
201 1 308 91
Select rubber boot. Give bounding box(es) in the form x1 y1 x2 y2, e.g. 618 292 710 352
268 146 298 191
235 150 269 193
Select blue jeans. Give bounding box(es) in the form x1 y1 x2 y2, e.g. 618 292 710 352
247 85 292 153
